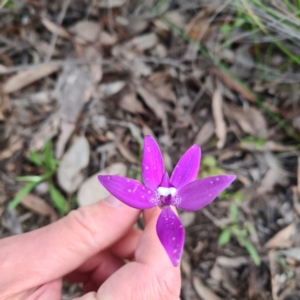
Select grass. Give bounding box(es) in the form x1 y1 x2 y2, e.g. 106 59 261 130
162 3 300 144
9 140 68 214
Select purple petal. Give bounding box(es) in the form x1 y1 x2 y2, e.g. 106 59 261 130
170 144 201 190
156 206 185 267
160 172 170 188
98 175 160 209
142 135 164 189
175 175 236 211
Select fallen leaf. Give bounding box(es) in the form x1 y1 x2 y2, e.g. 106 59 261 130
3 64 60 94
193 276 222 300
70 21 101 45
136 83 168 133
21 194 58 222
99 81 126 97
212 85 226 149
264 223 296 250
126 33 158 51
55 62 101 157
213 68 256 103
224 104 267 138
57 136 90 193
119 91 145 114
77 163 127 206
194 119 215 146
257 153 287 194
117 143 138 164
41 17 70 39
97 0 126 7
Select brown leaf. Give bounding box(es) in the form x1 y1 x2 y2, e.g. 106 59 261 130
195 119 215 146
97 0 126 7
77 163 127 206
57 136 90 193
3 64 60 94
193 276 222 300
126 33 158 51
136 83 168 133
70 21 102 45
213 68 256 103
42 17 70 39
224 104 267 138
21 194 58 222
212 85 226 149
119 91 145 114
117 143 138 164
264 223 296 250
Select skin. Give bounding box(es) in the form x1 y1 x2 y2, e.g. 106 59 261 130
0 195 181 300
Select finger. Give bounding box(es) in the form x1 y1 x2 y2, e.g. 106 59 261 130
96 207 181 300
0 196 140 296
66 251 123 284
135 207 178 269
110 227 142 259
26 279 62 300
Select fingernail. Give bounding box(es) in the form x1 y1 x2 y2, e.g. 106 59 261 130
104 195 125 208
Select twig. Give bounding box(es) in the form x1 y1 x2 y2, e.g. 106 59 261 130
45 0 71 62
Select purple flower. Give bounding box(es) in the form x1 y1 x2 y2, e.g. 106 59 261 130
98 136 235 266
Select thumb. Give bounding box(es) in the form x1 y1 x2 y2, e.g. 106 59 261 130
0 196 140 296
96 207 181 300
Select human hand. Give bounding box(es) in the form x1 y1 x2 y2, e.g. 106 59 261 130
0 195 181 300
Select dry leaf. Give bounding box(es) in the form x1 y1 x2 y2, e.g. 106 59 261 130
101 31 117 46
3 64 60 94
77 163 127 206
212 86 226 149
257 153 287 194
99 81 126 97
126 33 158 51
193 276 222 300
55 63 101 157
70 21 101 45
119 91 145 114
213 68 256 103
136 83 168 133
264 223 296 250
58 136 90 193
117 143 138 164
97 0 126 8
224 104 267 138
195 119 215 146
42 17 70 39
180 212 196 227
21 194 58 222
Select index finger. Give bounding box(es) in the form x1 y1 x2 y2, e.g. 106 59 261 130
0 196 140 296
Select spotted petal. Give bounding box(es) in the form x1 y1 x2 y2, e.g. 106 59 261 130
142 135 164 190
170 144 201 190
98 175 160 209
175 175 236 211
156 206 185 267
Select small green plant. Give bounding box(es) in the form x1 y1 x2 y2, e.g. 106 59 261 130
218 192 261 266
8 140 68 214
240 135 267 149
0 0 14 8
200 156 224 178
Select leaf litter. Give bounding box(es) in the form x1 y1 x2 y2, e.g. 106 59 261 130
1 0 300 298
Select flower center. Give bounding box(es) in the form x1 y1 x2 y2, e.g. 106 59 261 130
157 187 177 197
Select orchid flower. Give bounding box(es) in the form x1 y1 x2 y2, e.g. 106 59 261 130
98 136 236 266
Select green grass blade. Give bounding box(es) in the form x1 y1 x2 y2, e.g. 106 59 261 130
218 229 232 246
16 175 44 183
49 183 68 214
238 236 261 266
8 182 37 210
29 151 43 167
